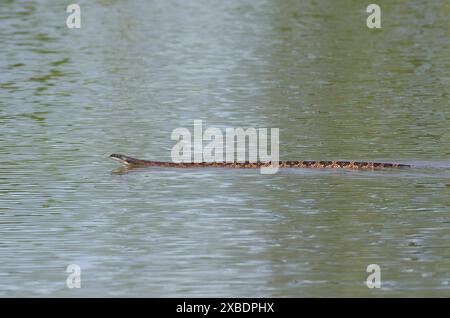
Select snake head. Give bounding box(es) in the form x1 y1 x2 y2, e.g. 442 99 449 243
109 153 132 165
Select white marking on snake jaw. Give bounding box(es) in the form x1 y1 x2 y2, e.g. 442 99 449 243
110 156 130 165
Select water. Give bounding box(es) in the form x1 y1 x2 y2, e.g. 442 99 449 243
0 0 449 297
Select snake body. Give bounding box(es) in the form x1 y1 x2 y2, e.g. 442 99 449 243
109 154 410 169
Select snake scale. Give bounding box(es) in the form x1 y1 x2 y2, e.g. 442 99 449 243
109 154 411 169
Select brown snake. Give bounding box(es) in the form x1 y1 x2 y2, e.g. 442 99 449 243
109 154 411 169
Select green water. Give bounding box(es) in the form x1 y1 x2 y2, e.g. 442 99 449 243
0 0 449 297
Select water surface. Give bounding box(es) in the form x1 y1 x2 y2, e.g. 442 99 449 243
0 0 449 297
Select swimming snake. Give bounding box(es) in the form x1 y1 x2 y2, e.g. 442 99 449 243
109 154 411 169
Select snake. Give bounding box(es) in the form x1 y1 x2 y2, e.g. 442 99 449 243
109 154 411 170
